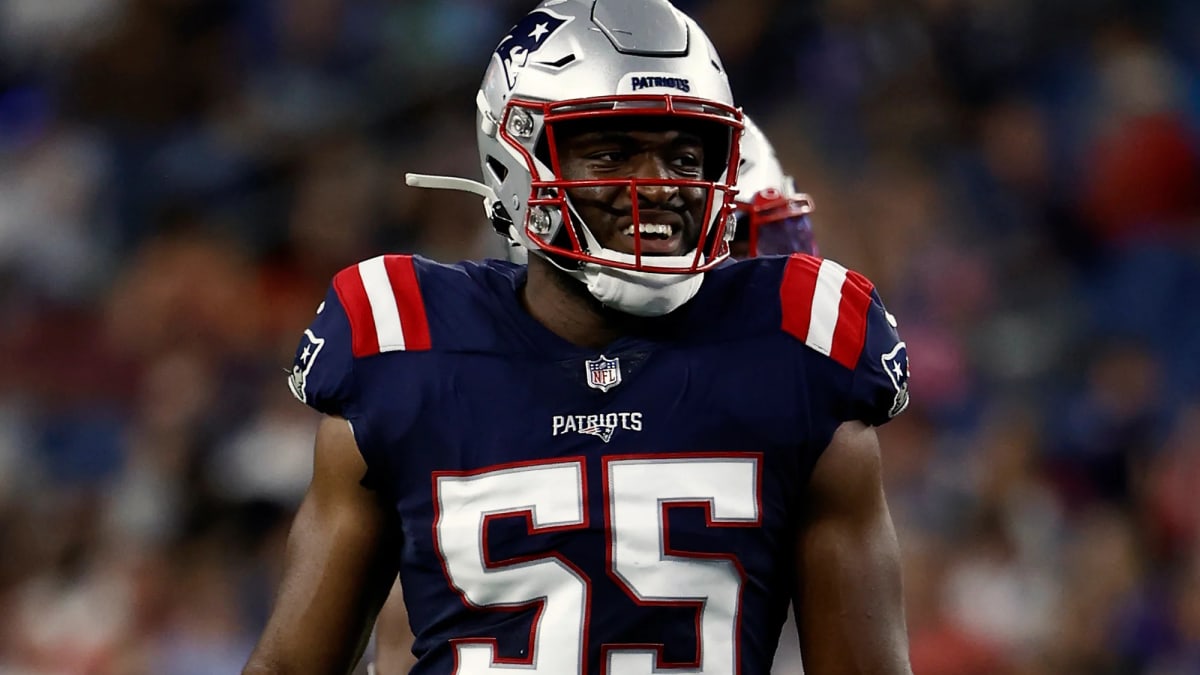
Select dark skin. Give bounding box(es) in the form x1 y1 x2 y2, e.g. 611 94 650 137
796 421 913 674
245 123 913 675
243 417 399 675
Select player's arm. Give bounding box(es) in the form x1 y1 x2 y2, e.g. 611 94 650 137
243 416 399 675
793 420 912 675
373 579 419 675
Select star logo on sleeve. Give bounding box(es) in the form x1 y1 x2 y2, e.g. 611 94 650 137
288 329 326 404
881 341 910 418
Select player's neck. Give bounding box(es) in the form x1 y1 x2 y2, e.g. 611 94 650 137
521 256 640 350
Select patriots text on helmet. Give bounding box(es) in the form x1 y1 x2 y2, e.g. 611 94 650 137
630 76 691 92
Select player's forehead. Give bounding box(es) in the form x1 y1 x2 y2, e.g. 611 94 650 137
552 115 709 149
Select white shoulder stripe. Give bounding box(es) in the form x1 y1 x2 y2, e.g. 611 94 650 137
807 258 848 356
357 256 407 352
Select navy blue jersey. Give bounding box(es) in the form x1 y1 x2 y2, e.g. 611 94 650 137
288 253 909 675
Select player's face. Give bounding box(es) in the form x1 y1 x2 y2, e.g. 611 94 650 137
553 118 709 257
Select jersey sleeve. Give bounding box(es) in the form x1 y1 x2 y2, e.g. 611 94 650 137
287 284 357 416
287 254 434 416
848 289 910 425
780 254 911 431
287 255 435 494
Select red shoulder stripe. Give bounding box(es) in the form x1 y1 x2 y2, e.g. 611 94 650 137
780 254 876 370
333 263 380 358
829 269 874 369
332 255 431 358
383 255 432 352
780 253 821 343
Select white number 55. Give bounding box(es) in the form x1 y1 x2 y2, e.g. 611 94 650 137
434 454 761 675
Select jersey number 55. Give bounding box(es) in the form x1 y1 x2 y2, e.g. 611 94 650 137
434 454 762 675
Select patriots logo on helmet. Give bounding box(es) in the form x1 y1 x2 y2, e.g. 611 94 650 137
494 9 572 89
881 341 910 418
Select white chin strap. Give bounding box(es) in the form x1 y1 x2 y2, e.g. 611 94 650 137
580 261 704 317
566 225 706 317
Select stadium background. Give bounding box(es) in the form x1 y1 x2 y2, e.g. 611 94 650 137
0 0 1198 673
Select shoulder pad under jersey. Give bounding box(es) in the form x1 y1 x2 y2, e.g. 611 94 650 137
287 254 432 414
779 254 910 426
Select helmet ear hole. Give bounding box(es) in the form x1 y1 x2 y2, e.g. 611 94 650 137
490 202 514 237
486 156 508 183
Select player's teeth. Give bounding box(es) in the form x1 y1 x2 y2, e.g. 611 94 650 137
623 223 673 236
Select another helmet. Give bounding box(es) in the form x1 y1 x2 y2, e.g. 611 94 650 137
732 115 816 258
475 0 743 316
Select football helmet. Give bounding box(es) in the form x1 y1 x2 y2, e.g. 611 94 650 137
407 0 743 316
732 115 816 258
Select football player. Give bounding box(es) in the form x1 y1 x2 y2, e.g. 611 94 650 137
243 1 913 674
369 114 823 675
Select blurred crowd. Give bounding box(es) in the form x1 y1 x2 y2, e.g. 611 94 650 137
0 0 1198 673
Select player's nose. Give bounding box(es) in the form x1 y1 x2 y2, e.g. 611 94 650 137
630 154 678 205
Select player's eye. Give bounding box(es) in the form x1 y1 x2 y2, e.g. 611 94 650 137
671 153 703 174
589 150 626 163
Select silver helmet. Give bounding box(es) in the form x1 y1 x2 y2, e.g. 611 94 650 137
475 0 743 316
731 115 816 258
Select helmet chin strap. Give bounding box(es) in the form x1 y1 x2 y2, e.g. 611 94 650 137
405 173 497 219
580 263 704 317
563 211 707 317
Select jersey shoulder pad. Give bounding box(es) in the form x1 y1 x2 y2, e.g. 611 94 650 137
779 253 874 369
779 253 910 424
287 254 432 414
331 254 432 357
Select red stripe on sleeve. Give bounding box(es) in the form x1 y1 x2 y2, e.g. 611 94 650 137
383 255 432 351
828 269 875 369
333 265 380 358
779 254 821 342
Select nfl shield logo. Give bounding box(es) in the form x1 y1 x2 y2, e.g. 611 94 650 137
585 355 622 392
